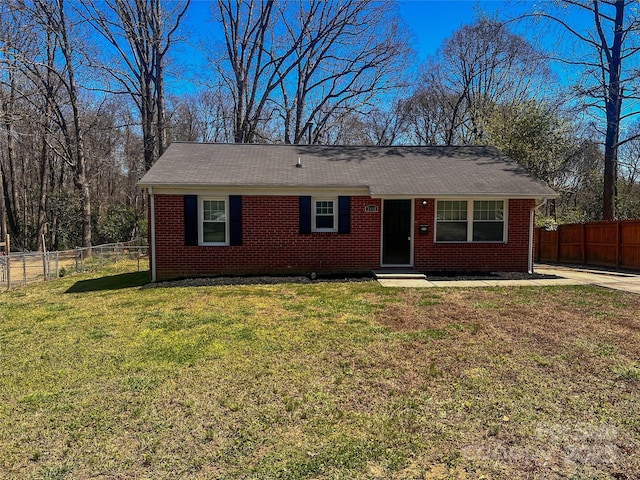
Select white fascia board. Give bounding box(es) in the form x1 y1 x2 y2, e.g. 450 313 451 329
138 184 558 200
140 184 370 197
369 192 558 199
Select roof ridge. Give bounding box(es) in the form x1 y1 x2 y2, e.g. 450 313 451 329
168 142 498 149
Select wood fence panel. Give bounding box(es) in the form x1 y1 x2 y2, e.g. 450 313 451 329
558 224 583 264
620 221 640 270
535 220 640 271
536 229 558 262
585 223 617 267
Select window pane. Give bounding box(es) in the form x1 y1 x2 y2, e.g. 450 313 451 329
473 222 504 241
316 215 334 229
316 201 334 215
437 200 467 221
203 200 226 221
473 200 503 221
314 199 335 230
436 222 467 241
203 222 225 243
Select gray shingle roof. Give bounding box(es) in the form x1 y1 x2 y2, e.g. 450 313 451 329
138 143 557 198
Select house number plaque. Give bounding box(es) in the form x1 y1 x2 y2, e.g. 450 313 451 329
364 205 379 213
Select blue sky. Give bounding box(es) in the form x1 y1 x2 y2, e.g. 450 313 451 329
176 0 517 94
177 0 600 96
185 0 506 63
397 0 503 60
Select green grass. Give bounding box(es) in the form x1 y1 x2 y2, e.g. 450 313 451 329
1 261 639 479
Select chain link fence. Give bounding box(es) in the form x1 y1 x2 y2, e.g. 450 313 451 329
0 239 148 289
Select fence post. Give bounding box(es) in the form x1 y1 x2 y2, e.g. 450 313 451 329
55 251 59 278
582 223 587 265
617 221 622 268
22 253 27 285
42 252 47 281
5 234 10 290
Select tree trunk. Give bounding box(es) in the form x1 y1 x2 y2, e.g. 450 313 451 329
0 164 6 244
56 0 92 251
1 68 21 242
152 0 168 157
141 75 156 170
37 35 55 252
36 132 51 252
601 0 624 221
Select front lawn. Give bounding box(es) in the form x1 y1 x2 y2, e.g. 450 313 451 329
1 262 638 479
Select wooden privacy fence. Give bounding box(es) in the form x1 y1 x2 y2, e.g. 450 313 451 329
535 220 640 270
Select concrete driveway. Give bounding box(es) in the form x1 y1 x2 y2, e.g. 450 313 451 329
534 264 640 294
375 265 640 294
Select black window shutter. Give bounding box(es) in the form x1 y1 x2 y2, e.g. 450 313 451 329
338 196 350 234
184 195 198 246
299 196 312 234
229 195 242 246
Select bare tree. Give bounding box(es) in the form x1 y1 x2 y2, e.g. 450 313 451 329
616 121 640 218
361 101 410 146
403 77 468 145
0 4 24 244
213 0 305 143
197 90 235 143
35 21 55 251
521 0 640 220
406 18 550 147
1 0 182 250
212 0 409 144
1 0 94 249
445 18 550 141
78 0 190 170
0 62 21 243
274 0 410 144
42 0 92 250
166 91 233 143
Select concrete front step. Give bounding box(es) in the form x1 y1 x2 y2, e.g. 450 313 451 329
372 270 426 280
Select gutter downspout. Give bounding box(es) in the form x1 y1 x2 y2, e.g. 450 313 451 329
528 198 548 274
149 187 157 282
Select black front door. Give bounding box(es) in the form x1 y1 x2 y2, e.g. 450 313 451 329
382 199 412 265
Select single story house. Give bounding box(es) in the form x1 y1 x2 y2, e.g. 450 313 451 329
138 143 557 281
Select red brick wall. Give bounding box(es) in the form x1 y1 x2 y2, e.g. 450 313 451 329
150 194 535 280
152 195 382 280
413 198 534 272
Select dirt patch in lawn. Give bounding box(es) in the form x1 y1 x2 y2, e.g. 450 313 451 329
373 287 640 478
377 288 640 355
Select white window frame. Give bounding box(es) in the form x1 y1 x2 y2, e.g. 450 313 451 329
435 199 508 243
199 197 229 246
435 200 468 242
312 197 338 232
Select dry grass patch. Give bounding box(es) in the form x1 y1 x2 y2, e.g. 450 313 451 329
1 264 639 479
375 287 640 478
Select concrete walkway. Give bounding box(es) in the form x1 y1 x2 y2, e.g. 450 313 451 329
375 264 640 294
